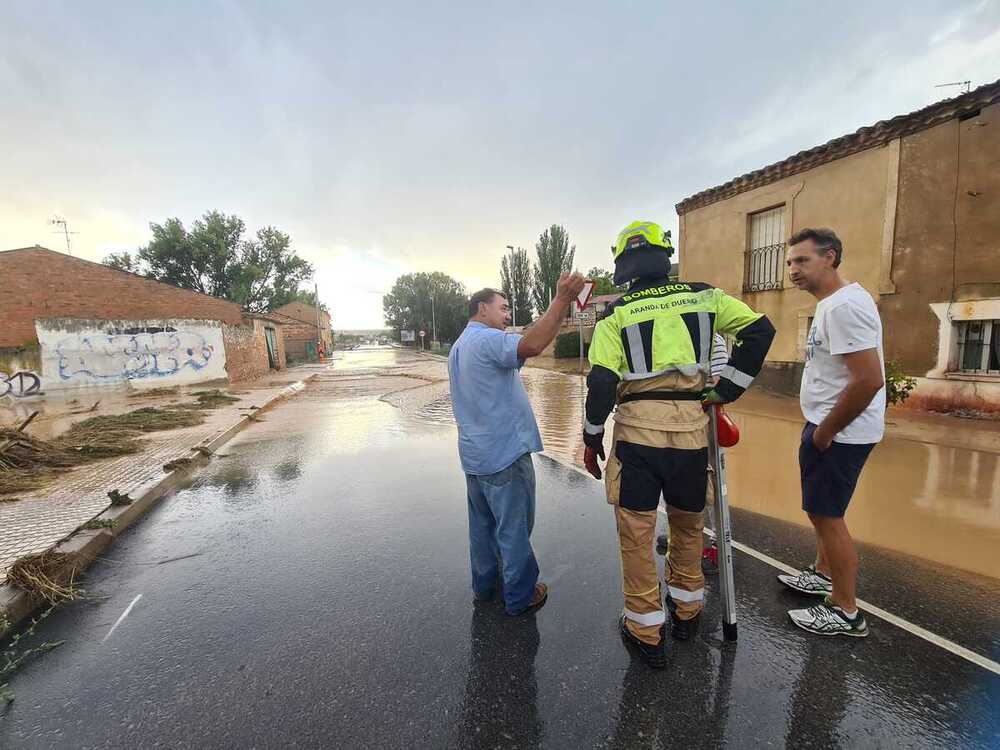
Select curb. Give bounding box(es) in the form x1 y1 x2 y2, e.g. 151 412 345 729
414 351 448 361
0 375 318 635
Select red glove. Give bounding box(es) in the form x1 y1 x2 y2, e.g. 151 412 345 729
584 447 603 480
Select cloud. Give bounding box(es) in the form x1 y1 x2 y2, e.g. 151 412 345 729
2 1 998 328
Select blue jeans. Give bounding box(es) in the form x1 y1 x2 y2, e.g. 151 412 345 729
465 453 539 614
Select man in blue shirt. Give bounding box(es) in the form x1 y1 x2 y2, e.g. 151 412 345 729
449 272 585 615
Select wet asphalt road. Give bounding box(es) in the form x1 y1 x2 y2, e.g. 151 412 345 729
1 353 998 749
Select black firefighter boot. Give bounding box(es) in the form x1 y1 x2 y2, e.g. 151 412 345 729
664 591 701 641
619 615 667 669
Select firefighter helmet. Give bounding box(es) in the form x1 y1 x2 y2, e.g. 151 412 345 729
612 221 674 260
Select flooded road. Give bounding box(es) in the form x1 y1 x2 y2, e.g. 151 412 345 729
2 346 996 749
352 346 999 579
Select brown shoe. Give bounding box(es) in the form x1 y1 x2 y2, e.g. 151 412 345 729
506 583 548 616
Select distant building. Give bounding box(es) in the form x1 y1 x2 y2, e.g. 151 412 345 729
0 246 285 396
676 80 1000 413
271 301 332 362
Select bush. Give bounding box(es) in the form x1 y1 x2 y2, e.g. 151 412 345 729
554 332 589 359
885 360 916 406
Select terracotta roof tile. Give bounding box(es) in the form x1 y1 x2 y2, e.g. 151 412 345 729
676 78 1000 215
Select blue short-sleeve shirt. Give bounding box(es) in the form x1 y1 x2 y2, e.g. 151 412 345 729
447 322 543 475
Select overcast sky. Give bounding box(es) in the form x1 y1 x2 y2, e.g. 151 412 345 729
3 1 999 328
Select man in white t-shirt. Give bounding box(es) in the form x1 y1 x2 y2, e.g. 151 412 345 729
778 228 885 638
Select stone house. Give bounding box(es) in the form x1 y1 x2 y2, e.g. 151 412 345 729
676 80 1000 413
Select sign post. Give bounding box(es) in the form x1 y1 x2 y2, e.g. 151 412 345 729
419 329 426 350
575 280 596 427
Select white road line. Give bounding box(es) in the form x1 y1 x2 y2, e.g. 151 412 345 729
101 594 142 643
720 532 1000 677
553 454 1000 676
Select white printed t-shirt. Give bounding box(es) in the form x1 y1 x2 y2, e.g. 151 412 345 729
800 283 886 444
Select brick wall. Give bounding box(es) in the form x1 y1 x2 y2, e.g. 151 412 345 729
0 247 244 348
272 302 333 357
281 321 319 359
222 318 286 383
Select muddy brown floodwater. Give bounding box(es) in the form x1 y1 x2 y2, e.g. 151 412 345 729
339 348 1000 579
520 363 1000 580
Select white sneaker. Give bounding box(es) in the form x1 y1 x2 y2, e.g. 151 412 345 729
777 565 833 596
788 598 869 638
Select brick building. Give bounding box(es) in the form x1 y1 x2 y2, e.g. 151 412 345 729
0 246 285 395
271 301 332 362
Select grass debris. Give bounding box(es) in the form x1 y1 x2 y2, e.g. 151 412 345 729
1 605 64 704
0 390 242 497
69 407 204 434
81 518 116 530
163 457 194 472
0 430 78 495
107 490 133 506
188 389 240 409
5 551 84 604
129 386 179 398
0 406 205 497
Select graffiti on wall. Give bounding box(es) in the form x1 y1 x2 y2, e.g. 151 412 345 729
0 371 42 398
55 331 215 382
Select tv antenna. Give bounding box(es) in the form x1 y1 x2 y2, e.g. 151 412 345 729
934 80 971 94
50 216 78 255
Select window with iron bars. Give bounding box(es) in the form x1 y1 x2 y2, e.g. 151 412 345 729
956 320 1000 374
744 206 785 292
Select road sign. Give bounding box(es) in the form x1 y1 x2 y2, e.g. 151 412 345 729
419 330 426 338
576 280 596 311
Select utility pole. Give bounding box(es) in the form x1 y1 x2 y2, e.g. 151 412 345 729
430 293 436 345
50 216 77 256
506 244 516 328
314 281 323 358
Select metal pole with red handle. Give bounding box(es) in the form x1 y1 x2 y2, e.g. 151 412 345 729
708 404 738 641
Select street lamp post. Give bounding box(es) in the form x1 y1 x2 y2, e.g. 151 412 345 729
506 244 516 328
430 294 436 346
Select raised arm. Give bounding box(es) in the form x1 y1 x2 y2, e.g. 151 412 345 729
516 272 586 359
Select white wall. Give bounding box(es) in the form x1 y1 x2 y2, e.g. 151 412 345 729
35 318 228 391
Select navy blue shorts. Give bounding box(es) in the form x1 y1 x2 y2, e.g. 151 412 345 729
799 423 875 518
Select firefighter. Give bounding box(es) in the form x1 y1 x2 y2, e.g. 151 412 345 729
582 220 775 668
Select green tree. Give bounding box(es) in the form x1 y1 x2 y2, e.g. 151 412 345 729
532 224 575 313
229 225 315 312
286 288 329 313
107 211 314 313
500 246 534 325
585 266 625 296
102 251 139 273
382 272 468 347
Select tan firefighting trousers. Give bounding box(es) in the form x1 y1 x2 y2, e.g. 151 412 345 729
604 374 709 645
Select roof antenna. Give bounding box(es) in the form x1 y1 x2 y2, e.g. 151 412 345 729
934 80 972 94
49 216 78 256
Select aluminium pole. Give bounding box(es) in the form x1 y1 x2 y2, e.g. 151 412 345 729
708 405 738 641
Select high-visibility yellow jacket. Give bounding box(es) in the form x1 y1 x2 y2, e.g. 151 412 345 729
585 278 775 433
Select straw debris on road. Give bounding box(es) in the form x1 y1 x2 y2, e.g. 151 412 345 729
0 405 209 497
6 551 85 604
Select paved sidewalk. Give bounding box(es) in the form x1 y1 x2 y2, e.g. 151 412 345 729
0 366 327 584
